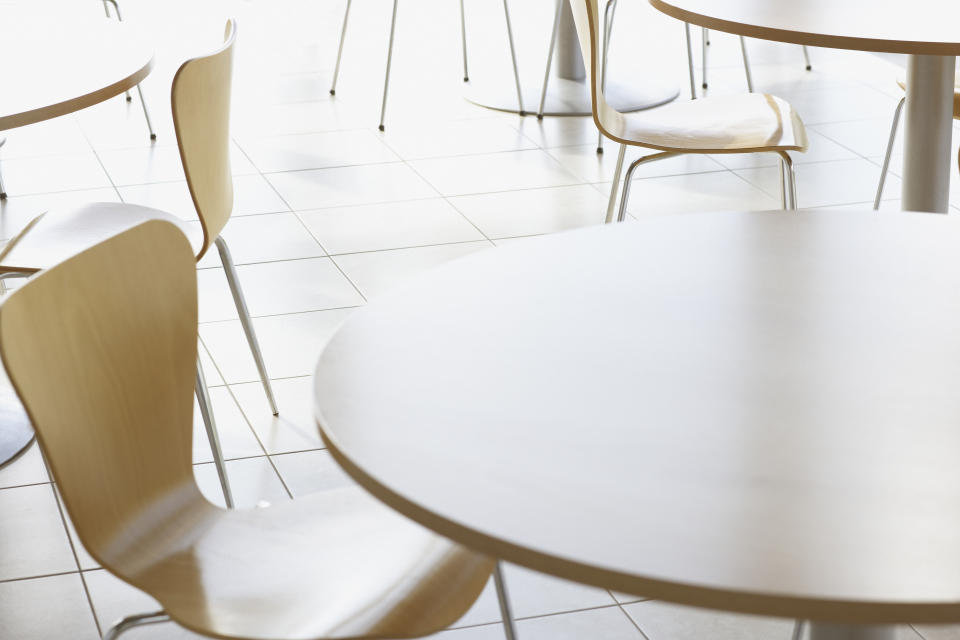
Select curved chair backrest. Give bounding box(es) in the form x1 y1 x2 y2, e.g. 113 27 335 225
567 0 623 141
173 20 237 261
0 221 206 565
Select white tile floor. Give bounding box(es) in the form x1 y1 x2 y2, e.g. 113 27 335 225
2 0 960 638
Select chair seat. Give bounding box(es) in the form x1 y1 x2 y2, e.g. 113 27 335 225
0 202 203 273
605 93 808 154
107 484 494 640
896 74 960 119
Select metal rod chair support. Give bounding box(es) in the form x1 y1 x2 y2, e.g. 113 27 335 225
102 611 170 640
195 359 234 509
874 96 905 210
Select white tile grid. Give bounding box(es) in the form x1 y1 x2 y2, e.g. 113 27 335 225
1 0 959 637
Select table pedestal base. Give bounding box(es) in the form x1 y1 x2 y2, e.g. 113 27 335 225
0 385 33 468
809 623 897 640
902 54 956 213
463 74 679 117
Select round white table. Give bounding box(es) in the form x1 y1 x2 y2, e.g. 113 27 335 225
648 0 960 214
0 11 153 467
316 211 960 640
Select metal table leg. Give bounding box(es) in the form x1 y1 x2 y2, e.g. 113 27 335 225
902 54 956 213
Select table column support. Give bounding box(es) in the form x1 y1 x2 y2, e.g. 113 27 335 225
809 623 897 640
902 54 956 213
555 0 585 81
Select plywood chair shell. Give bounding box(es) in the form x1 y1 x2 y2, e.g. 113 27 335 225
0 221 496 640
173 19 237 260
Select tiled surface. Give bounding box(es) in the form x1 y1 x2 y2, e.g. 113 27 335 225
2 0 960 637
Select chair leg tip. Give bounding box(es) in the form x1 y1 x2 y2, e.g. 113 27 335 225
701 83 708 89
378 124 385 131
0 192 6 201
149 134 157 141
596 147 604 154
126 96 133 103
536 114 544 120
463 76 469 82
329 89 336 96
806 65 812 71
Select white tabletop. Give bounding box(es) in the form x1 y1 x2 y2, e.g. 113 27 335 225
649 0 960 55
0 6 153 131
315 211 960 624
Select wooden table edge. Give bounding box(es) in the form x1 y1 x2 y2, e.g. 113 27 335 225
0 56 153 132
648 0 960 56
315 396 960 624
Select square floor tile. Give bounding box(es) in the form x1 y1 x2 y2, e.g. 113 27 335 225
298 198 484 254
196 257 364 322
0 152 112 196
381 118 538 160
271 449 356 497
194 456 290 509
266 162 437 210
192 386 264 463
0 484 76 580
333 241 491 299
238 130 399 173
197 213 326 268
200 307 356 384
231 377 323 455
450 185 607 238
410 149 581 196
0 573 99 640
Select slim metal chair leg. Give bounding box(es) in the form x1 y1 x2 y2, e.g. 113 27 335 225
0 138 6 201
196 359 234 509
460 0 469 81
215 236 279 416
502 0 525 115
701 27 708 89
618 151 678 222
684 23 697 99
596 0 617 153
102 0 111 18
606 144 626 224
802 45 812 71
378 0 399 131
537 0 563 120
778 155 788 210
739 36 754 92
330 0 352 95
103 611 170 640
875 96 904 210
777 150 798 210
135 85 156 141
493 562 519 640
792 620 806 640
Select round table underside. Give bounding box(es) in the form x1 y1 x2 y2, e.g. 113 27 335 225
316 210 960 625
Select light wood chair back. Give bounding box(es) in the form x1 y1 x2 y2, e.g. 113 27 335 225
567 0 624 141
0 221 204 564
173 19 237 260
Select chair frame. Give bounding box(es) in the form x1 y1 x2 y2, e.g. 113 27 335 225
329 0 527 130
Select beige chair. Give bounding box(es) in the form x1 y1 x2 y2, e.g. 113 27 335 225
873 73 960 209
0 20 273 508
567 0 808 222
0 219 519 640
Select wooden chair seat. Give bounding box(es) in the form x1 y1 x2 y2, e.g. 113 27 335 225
110 483 494 640
605 92 807 154
0 202 202 274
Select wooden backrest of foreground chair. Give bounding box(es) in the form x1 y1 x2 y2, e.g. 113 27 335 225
174 19 237 261
0 221 215 569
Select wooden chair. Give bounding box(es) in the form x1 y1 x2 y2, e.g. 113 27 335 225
567 0 808 222
873 72 960 208
0 219 518 640
0 19 272 508
330 0 527 129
